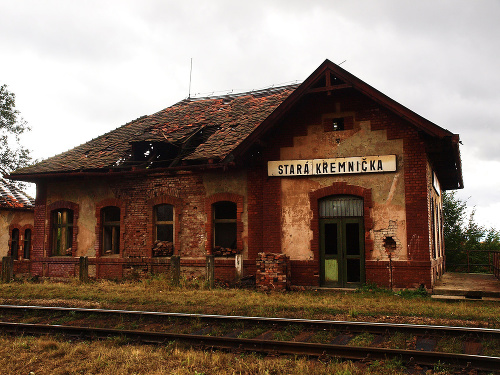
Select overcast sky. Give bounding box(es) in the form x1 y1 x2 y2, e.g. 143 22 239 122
1 0 499 229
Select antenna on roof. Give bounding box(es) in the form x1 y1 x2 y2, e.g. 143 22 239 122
188 58 193 99
338 60 346 65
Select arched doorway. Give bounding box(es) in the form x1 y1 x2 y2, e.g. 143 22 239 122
319 195 365 287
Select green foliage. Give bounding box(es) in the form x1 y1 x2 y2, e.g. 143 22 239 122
395 285 428 299
0 84 32 175
443 191 500 272
355 283 392 295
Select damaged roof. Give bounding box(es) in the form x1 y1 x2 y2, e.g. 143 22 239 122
8 59 462 190
0 178 34 210
10 83 299 177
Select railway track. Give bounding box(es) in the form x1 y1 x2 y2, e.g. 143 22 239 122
0 305 499 372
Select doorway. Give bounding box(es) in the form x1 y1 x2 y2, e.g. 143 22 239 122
319 196 364 287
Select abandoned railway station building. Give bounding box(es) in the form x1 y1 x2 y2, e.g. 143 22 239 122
0 178 34 277
7 60 463 289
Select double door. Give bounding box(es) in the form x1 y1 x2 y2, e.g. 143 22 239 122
320 218 364 287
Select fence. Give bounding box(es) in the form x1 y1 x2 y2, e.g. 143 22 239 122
446 250 500 279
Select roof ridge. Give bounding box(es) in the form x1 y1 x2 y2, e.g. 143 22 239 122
174 82 301 106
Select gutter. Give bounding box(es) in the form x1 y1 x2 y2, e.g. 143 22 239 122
6 160 234 183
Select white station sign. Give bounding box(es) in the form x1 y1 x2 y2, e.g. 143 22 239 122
268 155 396 177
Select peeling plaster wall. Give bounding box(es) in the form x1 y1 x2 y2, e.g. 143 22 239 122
41 170 250 261
45 179 115 257
0 209 34 257
203 169 248 256
279 114 406 261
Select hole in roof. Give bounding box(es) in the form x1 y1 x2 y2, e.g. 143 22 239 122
131 141 179 169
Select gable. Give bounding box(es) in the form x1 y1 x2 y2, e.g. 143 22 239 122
229 59 463 190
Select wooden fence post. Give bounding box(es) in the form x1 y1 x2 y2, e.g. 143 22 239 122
2 257 13 283
235 253 243 283
170 255 180 286
206 255 215 289
79 256 89 283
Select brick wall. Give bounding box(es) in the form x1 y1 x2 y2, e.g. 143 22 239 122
26 89 437 288
256 252 291 290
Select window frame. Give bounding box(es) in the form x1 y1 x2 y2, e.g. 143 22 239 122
46 201 79 257
10 228 20 259
101 206 121 256
152 204 175 257
23 228 32 259
51 208 74 257
205 193 244 256
212 201 237 250
147 196 182 258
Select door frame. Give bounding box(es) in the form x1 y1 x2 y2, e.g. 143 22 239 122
320 216 365 287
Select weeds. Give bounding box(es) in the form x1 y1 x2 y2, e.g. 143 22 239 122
0 279 498 329
395 284 429 299
349 332 374 347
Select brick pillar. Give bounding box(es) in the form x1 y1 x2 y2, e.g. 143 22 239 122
256 252 290 291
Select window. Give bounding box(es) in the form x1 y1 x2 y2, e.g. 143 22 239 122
153 204 174 257
24 229 32 259
52 209 74 256
213 201 237 250
102 206 120 255
10 228 19 259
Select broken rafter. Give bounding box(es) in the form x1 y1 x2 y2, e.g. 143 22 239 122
168 125 206 168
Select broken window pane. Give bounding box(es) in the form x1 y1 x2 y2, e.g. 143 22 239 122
213 201 237 250
324 223 338 255
345 223 360 256
347 259 361 283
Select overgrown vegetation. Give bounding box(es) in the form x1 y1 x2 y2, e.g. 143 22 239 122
0 334 444 375
1 278 499 328
443 191 500 272
0 279 498 374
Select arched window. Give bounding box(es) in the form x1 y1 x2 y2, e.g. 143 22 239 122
24 229 32 259
153 204 174 257
102 206 120 255
213 201 237 250
52 209 74 256
10 228 19 259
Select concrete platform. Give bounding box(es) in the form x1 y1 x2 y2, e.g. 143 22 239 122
432 272 500 301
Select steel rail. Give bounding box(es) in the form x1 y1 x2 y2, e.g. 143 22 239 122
0 321 499 372
0 304 498 338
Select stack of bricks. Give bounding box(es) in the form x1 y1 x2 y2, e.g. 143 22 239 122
256 252 290 291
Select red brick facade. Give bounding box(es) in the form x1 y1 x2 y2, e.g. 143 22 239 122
9 60 460 289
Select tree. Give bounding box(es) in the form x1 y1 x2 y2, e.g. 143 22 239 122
443 191 500 272
0 83 32 175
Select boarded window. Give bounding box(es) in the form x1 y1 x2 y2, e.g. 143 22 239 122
319 196 363 218
52 209 74 256
213 201 237 250
102 206 120 255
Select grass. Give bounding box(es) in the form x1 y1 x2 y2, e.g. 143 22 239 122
1 278 497 374
1 277 499 328
0 334 450 375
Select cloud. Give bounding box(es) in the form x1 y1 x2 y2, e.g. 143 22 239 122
1 0 499 228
